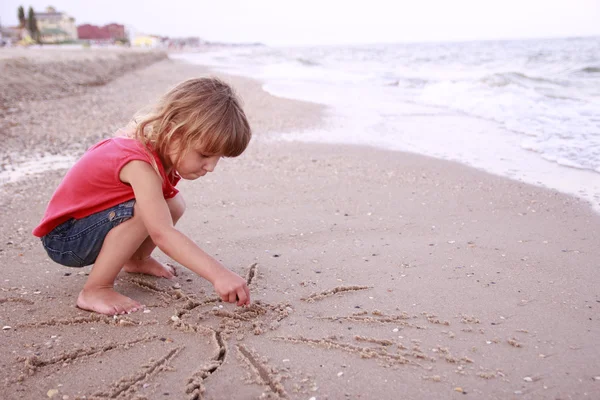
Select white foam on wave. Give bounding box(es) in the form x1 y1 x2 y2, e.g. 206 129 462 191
263 74 600 213
418 78 600 172
275 105 600 213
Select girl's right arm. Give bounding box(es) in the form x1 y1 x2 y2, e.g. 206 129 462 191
119 160 251 305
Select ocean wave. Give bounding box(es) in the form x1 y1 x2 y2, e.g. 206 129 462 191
387 77 429 88
178 38 600 181
579 66 600 73
521 138 600 173
295 57 320 66
480 72 562 88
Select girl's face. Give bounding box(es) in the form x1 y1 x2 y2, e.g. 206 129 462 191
167 139 221 180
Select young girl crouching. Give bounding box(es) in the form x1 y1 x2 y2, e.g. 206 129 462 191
33 77 252 315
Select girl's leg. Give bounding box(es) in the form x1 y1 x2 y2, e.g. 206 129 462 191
76 202 151 315
77 194 185 315
123 194 186 277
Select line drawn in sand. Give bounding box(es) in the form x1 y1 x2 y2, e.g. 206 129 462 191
184 329 226 400
93 346 184 399
301 285 371 302
237 344 289 399
11 335 159 385
0 297 35 305
3 262 530 398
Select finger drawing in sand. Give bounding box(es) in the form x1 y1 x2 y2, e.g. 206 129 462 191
32 77 253 315
4 262 295 398
3 262 533 399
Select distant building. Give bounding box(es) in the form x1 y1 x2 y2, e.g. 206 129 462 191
133 35 162 48
0 26 25 45
34 6 77 43
77 23 126 42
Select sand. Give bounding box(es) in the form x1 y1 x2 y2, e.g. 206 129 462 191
0 49 599 400
0 48 168 111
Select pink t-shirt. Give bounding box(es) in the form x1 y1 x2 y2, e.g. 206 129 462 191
33 137 180 237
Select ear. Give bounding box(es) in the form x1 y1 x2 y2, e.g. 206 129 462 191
170 124 186 143
168 126 187 154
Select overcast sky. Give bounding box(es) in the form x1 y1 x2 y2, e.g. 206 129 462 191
1 0 599 45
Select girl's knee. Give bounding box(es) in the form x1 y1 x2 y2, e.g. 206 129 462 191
168 194 186 223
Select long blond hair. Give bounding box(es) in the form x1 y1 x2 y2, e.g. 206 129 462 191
130 77 251 172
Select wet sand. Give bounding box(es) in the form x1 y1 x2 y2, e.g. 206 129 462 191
0 50 599 399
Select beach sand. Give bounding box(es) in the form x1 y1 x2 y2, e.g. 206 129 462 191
1 51 599 399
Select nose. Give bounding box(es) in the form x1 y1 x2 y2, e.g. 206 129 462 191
203 156 220 172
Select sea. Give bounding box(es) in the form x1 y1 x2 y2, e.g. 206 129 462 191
172 36 600 212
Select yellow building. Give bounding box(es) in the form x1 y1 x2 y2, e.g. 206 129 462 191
35 6 77 43
133 35 161 48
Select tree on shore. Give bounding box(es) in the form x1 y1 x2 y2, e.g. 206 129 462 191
27 6 39 42
18 6 25 28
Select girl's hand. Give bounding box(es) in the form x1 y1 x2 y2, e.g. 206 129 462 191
212 268 251 306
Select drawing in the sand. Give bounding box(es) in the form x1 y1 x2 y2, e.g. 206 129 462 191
2 262 529 399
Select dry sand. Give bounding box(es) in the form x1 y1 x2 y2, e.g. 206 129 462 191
0 49 599 400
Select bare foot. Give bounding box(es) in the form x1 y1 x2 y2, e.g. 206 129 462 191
77 287 143 315
123 256 176 279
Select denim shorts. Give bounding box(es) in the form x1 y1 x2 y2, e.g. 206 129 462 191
41 200 136 268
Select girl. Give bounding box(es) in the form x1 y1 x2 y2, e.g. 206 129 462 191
33 77 252 315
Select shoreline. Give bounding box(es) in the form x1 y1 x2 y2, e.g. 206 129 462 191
173 47 600 215
3 51 600 216
0 54 599 399
2 46 597 216
4 126 598 216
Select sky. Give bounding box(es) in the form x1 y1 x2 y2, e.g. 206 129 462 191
1 0 599 45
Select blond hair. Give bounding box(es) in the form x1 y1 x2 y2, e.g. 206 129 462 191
130 77 251 170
